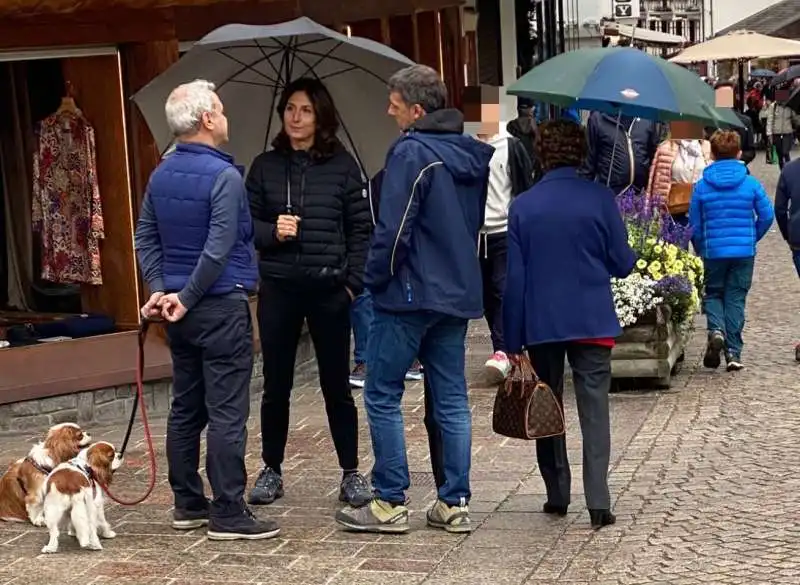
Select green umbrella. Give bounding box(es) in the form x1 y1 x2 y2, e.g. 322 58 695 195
507 47 743 128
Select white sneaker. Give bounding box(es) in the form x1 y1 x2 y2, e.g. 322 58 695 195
485 351 511 380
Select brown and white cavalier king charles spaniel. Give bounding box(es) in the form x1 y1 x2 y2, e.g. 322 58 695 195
41 441 120 554
0 422 91 525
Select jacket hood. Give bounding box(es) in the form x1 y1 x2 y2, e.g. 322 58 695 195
408 109 495 180
702 158 748 190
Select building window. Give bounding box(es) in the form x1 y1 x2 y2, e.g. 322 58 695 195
689 20 697 43
675 20 683 37
661 20 668 33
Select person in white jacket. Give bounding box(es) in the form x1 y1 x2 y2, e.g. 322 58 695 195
464 86 536 379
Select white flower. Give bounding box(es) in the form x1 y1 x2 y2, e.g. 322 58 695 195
611 273 663 327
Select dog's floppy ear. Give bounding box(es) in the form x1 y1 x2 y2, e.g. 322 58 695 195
87 443 115 487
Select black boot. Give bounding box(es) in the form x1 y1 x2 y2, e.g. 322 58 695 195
589 509 616 529
542 502 568 516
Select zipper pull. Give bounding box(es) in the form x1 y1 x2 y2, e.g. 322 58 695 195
406 281 412 303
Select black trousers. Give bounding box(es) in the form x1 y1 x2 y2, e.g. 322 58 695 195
528 342 612 510
424 376 445 489
774 133 793 170
258 279 358 474
166 296 253 519
479 232 508 353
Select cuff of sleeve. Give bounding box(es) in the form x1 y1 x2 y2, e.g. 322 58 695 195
148 278 165 293
177 289 200 312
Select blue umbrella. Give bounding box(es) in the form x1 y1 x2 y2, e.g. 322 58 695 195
507 47 743 128
751 68 776 78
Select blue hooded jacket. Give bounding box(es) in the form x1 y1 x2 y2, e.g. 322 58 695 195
364 109 495 319
689 159 774 259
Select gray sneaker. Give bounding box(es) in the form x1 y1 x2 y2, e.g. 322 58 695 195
247 467 284 505
335 499 409 533
703 330 725 369
339 472 373 507
426 499 472 533
405 360 424 381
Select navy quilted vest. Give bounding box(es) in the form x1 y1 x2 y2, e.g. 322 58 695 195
148 143 258 295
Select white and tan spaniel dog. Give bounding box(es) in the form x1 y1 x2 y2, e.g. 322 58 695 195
40 441 120 554
0 422 91 525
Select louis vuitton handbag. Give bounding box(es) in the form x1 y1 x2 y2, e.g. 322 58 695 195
492 354 565 440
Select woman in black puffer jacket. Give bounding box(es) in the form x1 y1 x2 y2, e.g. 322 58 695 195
245 77 372 509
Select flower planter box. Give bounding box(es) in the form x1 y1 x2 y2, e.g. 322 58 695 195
611 304 690 388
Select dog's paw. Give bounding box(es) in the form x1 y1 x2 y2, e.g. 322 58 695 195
31 516 45 527
100 529 116 539
40 544 58 554
82 540 103 551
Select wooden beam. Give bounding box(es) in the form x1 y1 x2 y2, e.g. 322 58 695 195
388 15 415 60
415 11 442 73
173 0 297 41
348 19 383 42
380 17 392 45
0 8 176 50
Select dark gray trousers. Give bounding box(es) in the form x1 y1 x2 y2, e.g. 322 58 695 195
166 296 252 519
528 342 612 510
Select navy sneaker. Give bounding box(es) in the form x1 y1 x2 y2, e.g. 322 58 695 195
247 467 284 505
349 363 367 388
339 472 372 507
172 501 210 530
207 507 280 541
703 331 725 369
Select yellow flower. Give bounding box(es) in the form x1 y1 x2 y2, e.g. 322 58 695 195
653 244 664 255
636 259 648 270
646 237 657 246
687 269 696 283
651 271 663 280
648 260 662 272
674 260 684 272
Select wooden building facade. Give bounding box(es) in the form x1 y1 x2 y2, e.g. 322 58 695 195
0 0 467 402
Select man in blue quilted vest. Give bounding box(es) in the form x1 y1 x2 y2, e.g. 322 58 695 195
134 79 279 541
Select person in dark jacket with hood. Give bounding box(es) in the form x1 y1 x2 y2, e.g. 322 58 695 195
336 64 494 534
245 78 373 510
774 156 800 360
582 111 662 194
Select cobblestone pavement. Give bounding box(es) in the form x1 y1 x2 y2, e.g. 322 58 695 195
0 157 798 584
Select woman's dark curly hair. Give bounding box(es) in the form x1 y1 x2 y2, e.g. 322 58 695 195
272 77 341 159
536 119 587 172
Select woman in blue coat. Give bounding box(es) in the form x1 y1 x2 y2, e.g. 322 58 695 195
688 130 774 371
503 119 636 529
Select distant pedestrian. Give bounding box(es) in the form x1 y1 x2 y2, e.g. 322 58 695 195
335 64 494 534
134 79 279 540
773 157 800 360
766 98 800 170
245 77 373 510
503 119 636 530
689 130 774 371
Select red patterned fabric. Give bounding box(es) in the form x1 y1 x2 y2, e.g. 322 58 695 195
32 109 104 285
575 338 616 348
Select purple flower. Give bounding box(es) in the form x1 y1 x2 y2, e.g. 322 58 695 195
655 275 692 296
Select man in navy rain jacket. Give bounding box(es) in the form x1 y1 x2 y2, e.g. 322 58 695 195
335 65 494 535
135 80 278 541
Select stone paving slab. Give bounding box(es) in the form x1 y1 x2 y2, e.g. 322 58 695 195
0 158 798 584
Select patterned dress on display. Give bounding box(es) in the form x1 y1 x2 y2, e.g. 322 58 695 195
32 108 104 285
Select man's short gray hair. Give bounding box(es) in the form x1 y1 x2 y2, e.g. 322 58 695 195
388 65 447 113
165 79 217 136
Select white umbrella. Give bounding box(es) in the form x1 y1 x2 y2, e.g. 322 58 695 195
132 17 415 177
670 30 800 63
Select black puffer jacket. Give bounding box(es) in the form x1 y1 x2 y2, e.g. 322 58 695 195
581 112 662 193
246 146 371 294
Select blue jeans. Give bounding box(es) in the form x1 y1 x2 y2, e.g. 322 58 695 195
350 290 374 365
703 257 754 359
364 309 471 506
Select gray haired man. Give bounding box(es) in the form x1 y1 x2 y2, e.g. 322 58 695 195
135 80 279 540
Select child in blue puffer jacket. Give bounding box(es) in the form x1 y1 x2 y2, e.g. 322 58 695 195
689 130 774 372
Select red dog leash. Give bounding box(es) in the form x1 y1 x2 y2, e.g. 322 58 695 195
99 319 158 505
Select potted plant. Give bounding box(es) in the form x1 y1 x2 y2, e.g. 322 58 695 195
609 189 704 387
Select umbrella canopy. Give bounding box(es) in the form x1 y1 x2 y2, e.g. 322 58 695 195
132 17 414 177
770 64 800 87
506 47 743 128
787 85 800 112
670 30 800 63
750 68 776 78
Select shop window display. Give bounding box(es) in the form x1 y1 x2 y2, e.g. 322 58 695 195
0 59 115 350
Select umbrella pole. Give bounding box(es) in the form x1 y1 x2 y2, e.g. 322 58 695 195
737 59 746 113
606 111 623 188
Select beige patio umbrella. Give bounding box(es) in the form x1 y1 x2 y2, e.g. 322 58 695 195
670 30 800 110
669 30 800 63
